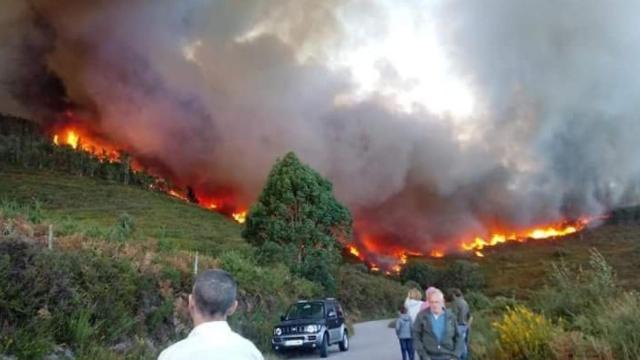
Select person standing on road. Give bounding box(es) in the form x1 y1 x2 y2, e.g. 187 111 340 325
450 289 471 360
396 305 415 360
404 288 424 323
413 288 464 360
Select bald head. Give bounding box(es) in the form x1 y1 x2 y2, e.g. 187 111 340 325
192 269 237 318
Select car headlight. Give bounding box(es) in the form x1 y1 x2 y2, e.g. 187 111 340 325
305 324 320 333
274 328 282 336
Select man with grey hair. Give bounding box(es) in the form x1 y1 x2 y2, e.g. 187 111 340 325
158 269 264 360
413 288 464 360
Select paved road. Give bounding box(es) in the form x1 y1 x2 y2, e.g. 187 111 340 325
286 319 400 360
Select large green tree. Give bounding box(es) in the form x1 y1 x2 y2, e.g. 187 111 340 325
242 152 352 293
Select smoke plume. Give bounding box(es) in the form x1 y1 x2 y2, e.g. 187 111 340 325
1 0 639 256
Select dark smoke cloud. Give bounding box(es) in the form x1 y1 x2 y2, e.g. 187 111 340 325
1 0 639 256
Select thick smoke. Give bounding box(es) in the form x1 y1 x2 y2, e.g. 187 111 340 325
1 0 639 256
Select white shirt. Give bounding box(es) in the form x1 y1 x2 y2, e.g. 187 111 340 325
404 298 424 323
158 321 264 360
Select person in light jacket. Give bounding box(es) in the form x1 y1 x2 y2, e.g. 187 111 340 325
404 288 424 323
396 305 415 360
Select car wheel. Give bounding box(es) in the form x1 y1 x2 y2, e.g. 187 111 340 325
339 330 349 351
320 333 329 358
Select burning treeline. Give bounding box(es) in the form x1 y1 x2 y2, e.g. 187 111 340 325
2 1 639 271
48 113 248 224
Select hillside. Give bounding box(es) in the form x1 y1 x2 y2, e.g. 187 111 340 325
4 165 640 297
0 166 248 256
473 222 640 295
0 165 408 358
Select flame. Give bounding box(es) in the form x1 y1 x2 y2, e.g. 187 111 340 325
168 189 189 202
232 211 247 224
348 245 361 258
51 125 120 161
461 219 589 256
429 249 445 258
50 119 249 225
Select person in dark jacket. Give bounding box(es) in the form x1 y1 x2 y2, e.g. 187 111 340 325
450 289 470 360
396 305 415 360
412 288 464 360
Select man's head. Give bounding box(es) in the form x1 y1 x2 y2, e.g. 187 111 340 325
189 269 238 324
427 288 445 315
451 288 463 298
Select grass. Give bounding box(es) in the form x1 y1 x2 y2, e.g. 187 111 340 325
0 167 248 256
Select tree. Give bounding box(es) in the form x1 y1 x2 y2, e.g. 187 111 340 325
242 152 352 293
399 260 440 288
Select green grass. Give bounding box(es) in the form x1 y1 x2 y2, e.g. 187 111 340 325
0 167 248 256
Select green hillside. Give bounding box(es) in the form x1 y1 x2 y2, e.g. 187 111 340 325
0 166 248 256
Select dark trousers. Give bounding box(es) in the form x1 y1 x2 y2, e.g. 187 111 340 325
399 338 414 360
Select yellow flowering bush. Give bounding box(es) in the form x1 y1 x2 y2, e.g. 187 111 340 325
494 305 557 360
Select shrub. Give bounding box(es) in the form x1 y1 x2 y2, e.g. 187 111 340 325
549 331 613 360
534 248 617 321
337 265 409 321
0 239 169 357
438 260 485 292
494 305 558 360
109 212 136 242
590 292 640 360
399 260 439 288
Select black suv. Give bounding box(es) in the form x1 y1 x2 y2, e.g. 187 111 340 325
271 298 349 358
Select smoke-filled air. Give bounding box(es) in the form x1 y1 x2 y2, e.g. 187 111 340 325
2 0 640 265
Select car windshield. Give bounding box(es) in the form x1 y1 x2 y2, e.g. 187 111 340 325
285 302 325 320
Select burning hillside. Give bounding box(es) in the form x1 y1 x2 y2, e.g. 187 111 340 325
2 0 639 271
49 115 248 224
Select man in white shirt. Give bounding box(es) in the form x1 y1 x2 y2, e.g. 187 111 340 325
158 269 264 360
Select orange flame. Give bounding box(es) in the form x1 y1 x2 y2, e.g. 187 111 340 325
232 211 247 224
429 249 445 258
51 126 120 161
461 219 589 256
348 245 361 258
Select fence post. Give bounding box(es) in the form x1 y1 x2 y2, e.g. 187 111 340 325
48 224 53 250
194 251 199 275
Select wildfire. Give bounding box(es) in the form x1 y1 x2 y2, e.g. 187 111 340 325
429 249 445 258
51 125 120 161
232 211 247 224
168 189 189 202
348 245 362 258
50 120 249 225
461 219 590 257
346 217 597 274
53 130 80 149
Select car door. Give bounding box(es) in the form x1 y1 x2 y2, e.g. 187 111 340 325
326 303 339 342
336 303 345 331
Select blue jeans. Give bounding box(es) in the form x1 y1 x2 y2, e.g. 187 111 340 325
457 325 469 360
399 338 414 360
